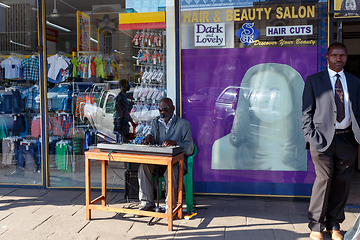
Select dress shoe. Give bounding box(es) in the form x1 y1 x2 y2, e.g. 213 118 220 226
327 230 343 240
138 201 155 211
310 231 323 240
134 202 155 218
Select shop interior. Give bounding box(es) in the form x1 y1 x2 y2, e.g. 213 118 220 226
0 0 166 194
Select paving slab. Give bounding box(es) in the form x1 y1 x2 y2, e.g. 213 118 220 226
80 213 134 236
0 228 52 240
32 203 84 217
0 188 17 197
34 215 89 234
37 190 83 203
0 212 51 231
46 232 98 240
0 200 48 215
226 228 276 240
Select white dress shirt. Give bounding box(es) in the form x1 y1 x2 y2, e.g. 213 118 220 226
327 68 351 129
159 114 175 134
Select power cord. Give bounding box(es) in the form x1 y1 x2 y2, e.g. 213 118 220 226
106 151 156 209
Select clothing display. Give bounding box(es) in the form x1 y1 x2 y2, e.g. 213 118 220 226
55 140 73 172
78 54 120 80
0 56 22 79
21 55 39 81
48 136 60 169
74 92 101 119
47 54 71 83
51 114 73 138
2 136 22 166
31 116 53 138
21 84 40 110
0 88 24 114
18 139 40 171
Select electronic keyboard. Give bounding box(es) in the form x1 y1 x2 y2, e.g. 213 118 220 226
96 143 184 156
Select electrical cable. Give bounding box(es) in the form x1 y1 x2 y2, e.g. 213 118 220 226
106 151 157 209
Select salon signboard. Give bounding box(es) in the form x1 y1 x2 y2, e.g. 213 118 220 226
194 23 225 47
266 25 313 36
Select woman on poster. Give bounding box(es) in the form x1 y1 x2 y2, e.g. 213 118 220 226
339 0 360 16
212 63 307 171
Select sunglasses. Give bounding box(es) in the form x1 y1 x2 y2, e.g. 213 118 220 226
159 106 170 111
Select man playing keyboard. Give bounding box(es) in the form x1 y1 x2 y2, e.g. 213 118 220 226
139 97 194 212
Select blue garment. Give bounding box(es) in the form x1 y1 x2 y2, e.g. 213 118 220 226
11 88 23 114
12 115 26 136
0 57 22 79
0 90 13 113
21 56 39 81
18 140 39 171
0 88 24 114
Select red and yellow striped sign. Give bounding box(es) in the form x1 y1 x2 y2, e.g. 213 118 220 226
119 12 166 30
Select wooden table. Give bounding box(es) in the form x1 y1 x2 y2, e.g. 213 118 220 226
85 148 184 231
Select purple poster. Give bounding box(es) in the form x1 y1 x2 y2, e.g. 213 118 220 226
182 46 318 187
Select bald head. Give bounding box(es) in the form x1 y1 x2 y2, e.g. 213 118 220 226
159 97 173 106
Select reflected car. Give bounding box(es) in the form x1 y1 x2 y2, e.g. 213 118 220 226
187 87 222 110
85 89 134 142
214 86 245 135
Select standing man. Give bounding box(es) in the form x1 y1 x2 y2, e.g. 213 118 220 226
138 97 193 212
302 42 360 240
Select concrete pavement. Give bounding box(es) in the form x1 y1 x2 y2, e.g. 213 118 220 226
0 187 359 240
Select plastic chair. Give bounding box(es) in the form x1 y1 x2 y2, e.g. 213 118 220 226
183 142 197 214
152 142 197 214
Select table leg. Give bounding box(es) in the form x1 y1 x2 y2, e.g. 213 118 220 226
102 160 107 206
85 154 91 220
178 157 184 219
167 161 173 231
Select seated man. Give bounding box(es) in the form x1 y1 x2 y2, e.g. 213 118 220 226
139 97 193 211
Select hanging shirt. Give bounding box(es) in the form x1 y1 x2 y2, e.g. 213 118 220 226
0 56 22 79
21 85 40 109
71 57 79 78
47 54 69 82
21 55 39 81
90 57 96 76
94 57 105 78
83 56 89 79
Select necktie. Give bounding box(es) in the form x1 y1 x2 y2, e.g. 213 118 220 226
335 73 345 122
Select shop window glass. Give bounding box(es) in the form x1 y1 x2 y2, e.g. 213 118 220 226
44 0 174 188
0 1 41 184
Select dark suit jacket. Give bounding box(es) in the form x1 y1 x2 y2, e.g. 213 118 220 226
302 69 360 152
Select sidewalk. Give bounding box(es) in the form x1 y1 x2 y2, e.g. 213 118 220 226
0 187 359 240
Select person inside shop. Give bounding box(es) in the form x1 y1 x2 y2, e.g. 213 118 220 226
113 79 134 143
339 0 360 16
302 42 360 240
212 63 307 171
138 97 193 212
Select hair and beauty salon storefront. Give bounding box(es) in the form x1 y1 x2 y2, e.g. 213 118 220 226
0 0 359 198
